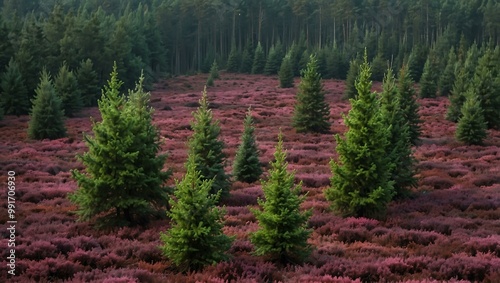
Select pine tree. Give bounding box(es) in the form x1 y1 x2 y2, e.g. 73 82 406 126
0 58 30 116
419 53 439 98
239 40 254 73
474 49 500 129
279 53 294 88
55 62 82 117
325 50 394 219
28 69 66 140
188 86 230 199
344 58 361 99
407 44 428 82
160 152 232 272
371 53 387 82
206 75 214 87
455 89 488 145
446 66 469 122
264 44 283 75
397 65 422 145
250 131 312 264
252 42 266 74
210 60 220 79
439 47 457 96
77 59 100 107
380 69 417 198
226 43 240 73
70 65 170 227
292 54 330 133
233 108 262 183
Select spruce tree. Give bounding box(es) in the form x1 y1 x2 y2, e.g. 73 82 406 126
371 53 387 82
344 58 361 99
397 65 422 145
439 47 457 96
279 53 294 88
70 65 171 227
419 53 439 98
28 69 66 140
77 59 100 107
239 40 254 73
292 54 330 133
55 62 82 117
446 66 469 122
0 58 30 116
233 108 262 183
455 89 488 145
252 42 266 74
250 131 312 264
325 50 394 219
188 86 230 199
210 60 220 80
226 43 240 73
380 69 416 198
474 49 500 129
264 44 283 75
160 152 232 272
407 44 428 82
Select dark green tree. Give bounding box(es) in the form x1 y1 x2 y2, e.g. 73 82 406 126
325 50 394 219
210 60 220 80
252 42 266 74
226 43 241 73
446 66 469 122
455 89 488 145
380 69 417 198
239 40 254 73
407 44 428 82
397 65 422 145
344 57 361 99
264 44 283 75
371 53 388 82
474 49 500 129
292 54 330 133
250 131 312 264
279 53 294 88
0 58 29 116
439 47 457 96
55 62 82 117
77 59 100 107
188 86 231 199
27 69 66 140
419 53 440 98
206 75 214 87
70 65 170 227
233 108 262 183
160 148 232 272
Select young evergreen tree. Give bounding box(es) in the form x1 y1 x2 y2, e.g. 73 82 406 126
371 52 387 82
407 44 428 82
233 107 262 183
344 58 361 100
380 69 417 198
28 69 66 140
419 53 439 98
292 54 330 133
70 65 170 227
55 62 82 117
188 86 231 199
455 89 488 145
0 58 30 116
160 152 232 272
397 65 422 145
446 66 469 122
439 47 457 96
77 59 100 107
252 42 266 74
210 60 220 80
325 50 394 219
264 44 282 75
279 53 294 88
250 131 312 264
206 75 214 87
226 43 241 73
474 49 500 129
239 40 254 73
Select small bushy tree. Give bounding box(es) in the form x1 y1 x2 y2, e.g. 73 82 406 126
325 50 394 219
292 54 330 133
0 58 30 116
226 43 240 73
210 60 220 79
456 89 488 145
439 47 457 96
279 53 294 88
252 42 266 74
344 58 360 99
239 41 254 73
189 86 231 199
251 131 312 264
70 65 170 227
76 59 100 107
371 53 387 82
419 53 439 98
28 69 66 140
264 44 283 75
55 62 82 117
160 152 232 272
446 66 469 122
397 65 422 145
233 108 262 183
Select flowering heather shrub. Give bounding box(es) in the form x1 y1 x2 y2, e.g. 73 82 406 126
464 236 500 256
472 174 500 187
224 191 258 206
72 235 101 251
229 239 254 253
209 259 279 282
420 175 454 190
308 213 334 228
430 252 500 281
72 268 159 283
296 173 330 188
376 229 441 247
24 256 84 281
23 240 59 260
337 227 371 243
301 199 331 213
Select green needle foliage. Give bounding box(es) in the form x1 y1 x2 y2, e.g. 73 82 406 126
419 52 439 98
264 43 283 75
279 53 294 88
55 62 82 117
28 69 66 140
474 49 500 129
439 47 457 96
210 60 220 79
380 69 417 198
0 58 30 116
326 50 395 219
397 65 422 145
160 152 232 272
233 107 262 183
70 64 171 227
250 131 312 265
344 57 361 99
188 86 231 199
77 59 100 107
446 66 469 122
226 43 241 73
455 89 488 145
292 54 330 133
252 42 266 74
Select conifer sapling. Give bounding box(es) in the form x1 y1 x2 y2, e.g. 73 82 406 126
233 107 262 183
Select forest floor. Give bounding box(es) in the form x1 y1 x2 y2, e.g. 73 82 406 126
1 72 500 282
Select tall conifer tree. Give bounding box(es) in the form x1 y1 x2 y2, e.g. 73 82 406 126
0 58 30 116
77 59 100 107
456 89 488 145
55 62 82 117
233 108 262 183
252 42 266 74
279 53 294 88
397 65 422 145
